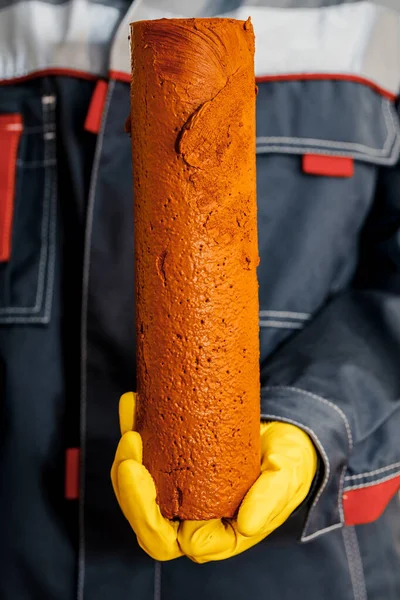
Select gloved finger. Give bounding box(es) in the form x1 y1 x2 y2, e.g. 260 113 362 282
237 421 316 537
236 467 293 536
260 423 306 467
119 392 137 435
178 519 269 564
261 422 317 468
118 460 183 561
111 431 143 505
260 476 313 537
237 438 317 537
178 519 238 563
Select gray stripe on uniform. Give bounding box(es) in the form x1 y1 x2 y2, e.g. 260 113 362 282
78 79 116 600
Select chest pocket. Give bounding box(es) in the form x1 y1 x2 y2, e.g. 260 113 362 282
256 80 399 165
0 91 57 325
255 79 400 360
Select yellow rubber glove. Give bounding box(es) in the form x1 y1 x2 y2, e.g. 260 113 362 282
111 392 318 563
111 392 183 561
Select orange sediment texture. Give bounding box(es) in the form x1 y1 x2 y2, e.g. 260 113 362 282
130 17 260 520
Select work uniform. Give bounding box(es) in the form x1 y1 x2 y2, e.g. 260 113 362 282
1 0 400 598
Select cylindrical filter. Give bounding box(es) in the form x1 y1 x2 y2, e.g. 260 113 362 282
130 17 260 520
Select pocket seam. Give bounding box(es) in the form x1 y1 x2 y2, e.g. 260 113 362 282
256 98 400 166
0 94 57 324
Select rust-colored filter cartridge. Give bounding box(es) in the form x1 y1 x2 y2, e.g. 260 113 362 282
130 17 260 520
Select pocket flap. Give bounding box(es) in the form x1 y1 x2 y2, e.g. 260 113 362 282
256 79 400 166
0 114 23 262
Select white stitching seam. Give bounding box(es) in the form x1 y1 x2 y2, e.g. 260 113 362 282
41 97 57 324
256 102 400 166
259 310 311 320
42 160 57 324
5 135 59 325
264 385 353 451
301 466 346 543
31 97 54 312
302 522 343 541
0 95 54 314
256 99 400 165
338 465 347 524
345 461 400 480
256 98 393 156
0 94 57 320
260 412 344 542
77 79 116 600
259 320 304 329
344 471 400 492
256 144 399 165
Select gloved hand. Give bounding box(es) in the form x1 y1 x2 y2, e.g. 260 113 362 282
111 392 318 563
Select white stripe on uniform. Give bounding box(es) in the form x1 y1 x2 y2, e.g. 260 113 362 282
0 0 399 98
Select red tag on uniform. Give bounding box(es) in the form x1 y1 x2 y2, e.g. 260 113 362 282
343 474 400 526
84 80 109 134
0 114 23 262
303 154 354 178
65 448 80 499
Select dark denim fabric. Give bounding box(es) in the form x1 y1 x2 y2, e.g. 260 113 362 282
1 74 400 600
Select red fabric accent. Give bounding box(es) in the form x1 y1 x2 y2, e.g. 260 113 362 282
65 448 80 500
84 80 109 134
343 474 400 526
109 70 131 84
2 70 394 100
0 68 98 86
0 114 23 262
255 73 396 101
112 71 397 99
302 154 354 178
